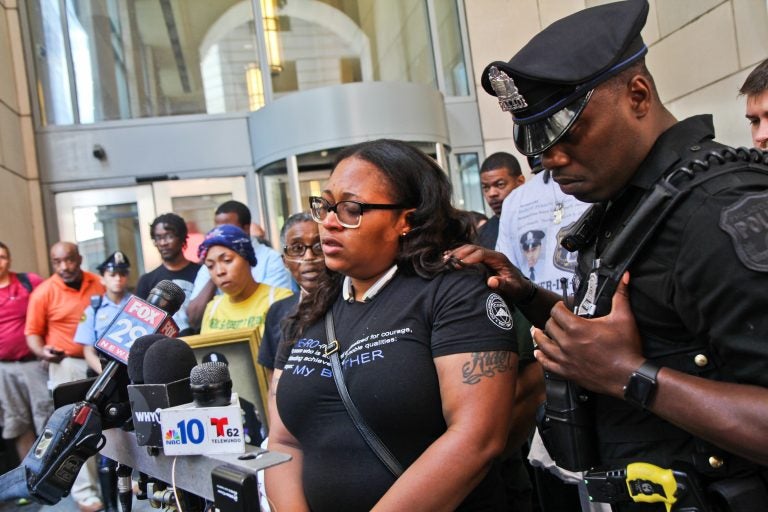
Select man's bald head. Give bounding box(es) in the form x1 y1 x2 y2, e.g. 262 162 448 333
50 241 83 284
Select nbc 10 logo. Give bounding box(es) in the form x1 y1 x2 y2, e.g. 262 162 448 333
163 417 240 445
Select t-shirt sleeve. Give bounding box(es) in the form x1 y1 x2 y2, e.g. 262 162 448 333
189 265 210 301
673 190 768 386
29 273 44 288
73 305 96 346
274 337 292 370
430 270 517 358
199 299 215 334
135 274 151 301
258 303 283 369
24 284 48 336
263 250 296 291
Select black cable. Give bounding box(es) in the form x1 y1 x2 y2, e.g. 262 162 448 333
116 464 133 512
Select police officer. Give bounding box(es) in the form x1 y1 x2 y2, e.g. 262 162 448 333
74 251 132 374
73 250 132 512
449 1 768 510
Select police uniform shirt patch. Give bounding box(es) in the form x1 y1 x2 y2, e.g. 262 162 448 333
486 293 513 330
719 191 768 272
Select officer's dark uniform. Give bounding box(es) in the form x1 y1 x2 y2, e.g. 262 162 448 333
481 1 768 510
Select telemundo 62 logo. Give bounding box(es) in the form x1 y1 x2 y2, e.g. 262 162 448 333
163 417 241 445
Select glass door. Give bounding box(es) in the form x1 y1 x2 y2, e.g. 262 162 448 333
55 177 248 289
152 178 247 263
262 170 330 246
56 186 155 291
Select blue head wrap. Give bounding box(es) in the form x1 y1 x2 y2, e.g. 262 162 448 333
198 225 257 267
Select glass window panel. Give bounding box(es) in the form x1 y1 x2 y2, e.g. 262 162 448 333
434 0 469 96
27 0 262 124
457 152 485 214
72 203 143 291
27 0 75 125
26 0 448 124
266 0 437 98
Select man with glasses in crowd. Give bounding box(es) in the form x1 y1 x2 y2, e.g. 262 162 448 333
136 213 200 333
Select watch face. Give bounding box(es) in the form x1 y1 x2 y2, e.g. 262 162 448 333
623 362 660 409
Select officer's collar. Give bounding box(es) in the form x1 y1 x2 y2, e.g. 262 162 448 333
343 265 398 303
629 115 716 191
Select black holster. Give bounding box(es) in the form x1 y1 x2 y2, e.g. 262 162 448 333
537 371 598 472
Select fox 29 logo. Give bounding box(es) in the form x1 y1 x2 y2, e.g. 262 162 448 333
164 417 240 445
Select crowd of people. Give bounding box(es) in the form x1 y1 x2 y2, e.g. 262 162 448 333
1 1 768 511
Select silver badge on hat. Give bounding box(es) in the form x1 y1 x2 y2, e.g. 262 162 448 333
114 252 125 265
489 66 528 112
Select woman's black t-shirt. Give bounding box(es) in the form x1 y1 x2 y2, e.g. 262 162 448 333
275 269 517 511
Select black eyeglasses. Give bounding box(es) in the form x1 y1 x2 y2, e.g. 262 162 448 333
284 242 323 258
309 196 404 229
152 233 177 244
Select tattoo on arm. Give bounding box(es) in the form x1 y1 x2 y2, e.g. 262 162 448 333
461 351 514 384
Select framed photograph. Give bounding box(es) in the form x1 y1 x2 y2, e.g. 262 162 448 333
182 327 270 429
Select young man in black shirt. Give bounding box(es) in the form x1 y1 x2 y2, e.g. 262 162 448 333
136 213 200 333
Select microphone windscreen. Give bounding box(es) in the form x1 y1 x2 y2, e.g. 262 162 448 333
143 338 197 384
190 362 232 407
190 362 231 387
145 280 186 316
127 334 168 384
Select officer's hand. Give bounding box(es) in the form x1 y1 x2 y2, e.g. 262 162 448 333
41 346 65 363
444 244 530 303
533 272 644 398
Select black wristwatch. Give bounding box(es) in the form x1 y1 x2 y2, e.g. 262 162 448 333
623 361 661 409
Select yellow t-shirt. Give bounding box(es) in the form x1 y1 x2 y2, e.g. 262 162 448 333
200 285 293 336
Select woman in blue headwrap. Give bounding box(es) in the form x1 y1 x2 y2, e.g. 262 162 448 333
197 224 293 335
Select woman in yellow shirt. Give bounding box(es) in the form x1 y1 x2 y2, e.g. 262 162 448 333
198 225 292 335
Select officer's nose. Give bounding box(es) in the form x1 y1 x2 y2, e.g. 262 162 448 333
541 143 570 171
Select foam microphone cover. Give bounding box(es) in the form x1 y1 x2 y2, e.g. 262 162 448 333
190 362 233 407
142 338 197 385
145 280 186 316
127 334 169 384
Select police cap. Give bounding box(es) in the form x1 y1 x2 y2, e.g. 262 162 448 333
97 251 131 274
481 0 649 156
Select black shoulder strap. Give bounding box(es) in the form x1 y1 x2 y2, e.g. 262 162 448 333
587 147 768 314
324 311 404 478
17 273 32 293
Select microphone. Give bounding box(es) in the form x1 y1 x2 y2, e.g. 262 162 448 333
126 334 168 384
143 338 198 384
159 361 245 456
0 282 187 507
127 338 197 447
86 280 185 416
190 362 233 407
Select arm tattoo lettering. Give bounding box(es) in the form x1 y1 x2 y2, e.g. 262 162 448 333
461 351 514 384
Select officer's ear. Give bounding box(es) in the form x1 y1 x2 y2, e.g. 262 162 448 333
627 74 653 118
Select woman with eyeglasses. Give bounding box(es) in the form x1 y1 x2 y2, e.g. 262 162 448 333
265 139 518 511
197 224 293 336
258 212 326 382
